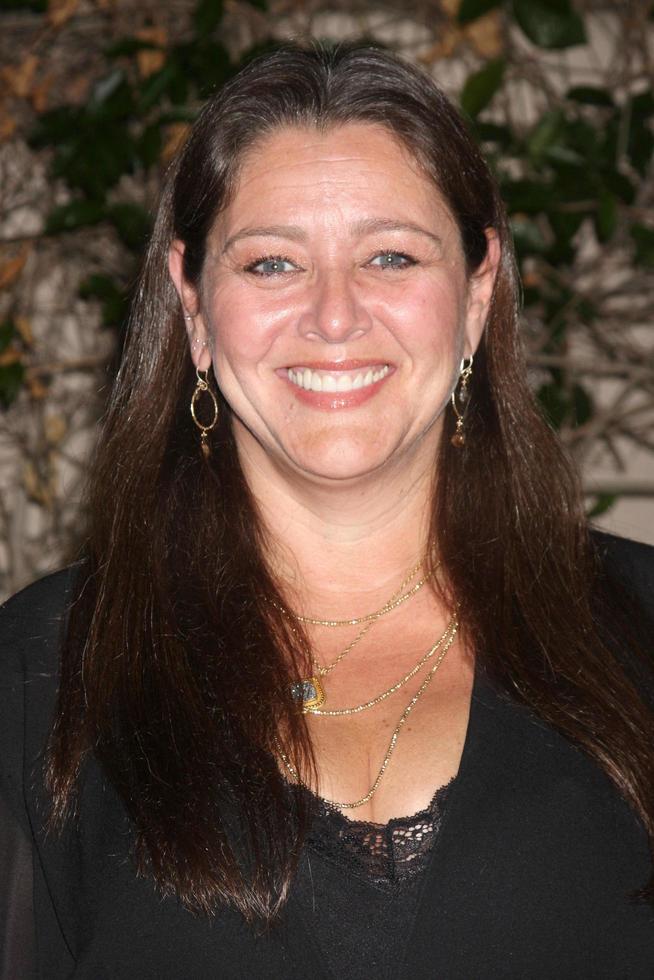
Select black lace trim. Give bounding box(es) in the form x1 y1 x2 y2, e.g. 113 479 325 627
305 778 456 889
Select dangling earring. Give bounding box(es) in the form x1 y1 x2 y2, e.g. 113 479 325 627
190 367 219 459
450 354 473 448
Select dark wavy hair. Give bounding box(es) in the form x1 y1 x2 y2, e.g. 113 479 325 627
46 43 654 923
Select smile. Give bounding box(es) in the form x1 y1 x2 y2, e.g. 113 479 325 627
286 365 390 393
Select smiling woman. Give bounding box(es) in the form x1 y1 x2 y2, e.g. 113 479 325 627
1 43 654 979
168 122 496 484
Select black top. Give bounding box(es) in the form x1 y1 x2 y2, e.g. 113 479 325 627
1 532 654 979
297 779 455 980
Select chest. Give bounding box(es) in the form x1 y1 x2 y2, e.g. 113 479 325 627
302 643 474 822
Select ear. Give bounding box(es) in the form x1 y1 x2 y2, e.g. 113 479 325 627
463 229 501 358
168 240 212 371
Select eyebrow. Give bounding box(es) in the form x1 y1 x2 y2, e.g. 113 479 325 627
351 218 443 249
222 225 307 253
221 218 443 254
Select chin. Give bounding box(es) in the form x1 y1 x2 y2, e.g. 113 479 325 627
281 435 401 484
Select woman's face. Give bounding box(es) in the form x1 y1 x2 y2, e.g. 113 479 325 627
170 123 498 485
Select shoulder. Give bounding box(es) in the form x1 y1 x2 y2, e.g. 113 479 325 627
0 566 80 828
0 563 80 733
0 565 79 646
590 529 654 617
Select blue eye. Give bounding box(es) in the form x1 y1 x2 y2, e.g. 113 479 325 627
246 256 297 276
369 251 415 270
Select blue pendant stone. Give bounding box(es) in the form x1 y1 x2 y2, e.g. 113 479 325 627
291 680 317 702
290 675 325 711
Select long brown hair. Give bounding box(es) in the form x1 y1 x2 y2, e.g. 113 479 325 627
47 43 654 922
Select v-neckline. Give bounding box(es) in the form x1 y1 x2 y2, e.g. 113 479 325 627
282 661 492 979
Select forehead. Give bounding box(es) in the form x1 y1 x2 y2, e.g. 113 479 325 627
216 122 458 235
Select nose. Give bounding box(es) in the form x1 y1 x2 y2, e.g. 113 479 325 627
298 269 372 343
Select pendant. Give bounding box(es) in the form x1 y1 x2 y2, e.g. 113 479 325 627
290 675 325 713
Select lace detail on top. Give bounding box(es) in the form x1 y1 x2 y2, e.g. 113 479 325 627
306 777 456 889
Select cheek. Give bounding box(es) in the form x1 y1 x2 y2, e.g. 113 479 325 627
378 278 467 353
205 285 286 364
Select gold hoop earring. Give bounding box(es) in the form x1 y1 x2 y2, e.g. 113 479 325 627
450 355 473 448
190 367 219 459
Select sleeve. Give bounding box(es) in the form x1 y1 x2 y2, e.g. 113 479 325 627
0 568 75 980
0 794 35 980
0 584 35 979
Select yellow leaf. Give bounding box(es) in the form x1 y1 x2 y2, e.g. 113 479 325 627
27 376 48 400
0 349 21 367
466 12 503 59
0 247 30 290
0 107 17 142
135 27 168 79
45 413 67 445
162 122 190 162
23 461 40 500
420 28 463 62
48 0 80 27
31 74 54 113
1 54 39 99
15 315 34 347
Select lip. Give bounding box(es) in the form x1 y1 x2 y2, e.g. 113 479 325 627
282 359 388 371
277 361 394 410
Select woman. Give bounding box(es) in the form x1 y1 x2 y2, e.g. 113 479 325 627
1 43 653 979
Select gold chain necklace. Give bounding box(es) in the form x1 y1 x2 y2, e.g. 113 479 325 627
307 616 458 716
277 620 458 810
283 560 437 712
272 558 427 629
309 562 435 678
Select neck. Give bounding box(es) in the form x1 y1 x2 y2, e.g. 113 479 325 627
235 427 438 615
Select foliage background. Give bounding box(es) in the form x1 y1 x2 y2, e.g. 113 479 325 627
1 0 653 598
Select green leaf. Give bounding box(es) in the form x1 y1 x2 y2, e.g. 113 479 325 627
105 37 161 58
511 216 548 257
627 116 654 177
502 178 553 213
537 381 568 429
577 298 597 325
601 169 635 205
193 0 224 35
0 0 46 10
457 0 502 25
475 121 513 146
88 70 134 119
594 190 617 243
0 318 16 355
79 274 129 327
512 0 586 49
586 493 616 519
137 124 163 168
45 200 107 234
547 211 584 264
572 383 593 425
460 59 505 118
0 362 25 409
137 61 182 112
107 203 152 251
30 106 83 146
50 125 137 199
631 90 654 119
566 85 613 107
176 40 232 98
630 223 654 267
527 110 565 161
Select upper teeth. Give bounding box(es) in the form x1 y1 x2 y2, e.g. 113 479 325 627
287 365 390 393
